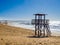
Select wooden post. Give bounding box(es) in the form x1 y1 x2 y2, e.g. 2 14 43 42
38 16 39 37
39 16 42 36
46 24 51 37
38 25 40 37
43 15 45 37
35 15 37 36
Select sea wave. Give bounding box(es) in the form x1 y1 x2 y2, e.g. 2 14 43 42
8 20 60 36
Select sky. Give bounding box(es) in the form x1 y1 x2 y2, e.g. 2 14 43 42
0 0 60 20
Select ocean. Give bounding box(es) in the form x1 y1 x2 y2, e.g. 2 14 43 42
7 20 60 36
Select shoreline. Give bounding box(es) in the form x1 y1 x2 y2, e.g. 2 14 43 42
7 23 60 36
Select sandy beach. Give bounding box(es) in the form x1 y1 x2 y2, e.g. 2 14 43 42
0 24 60 45
0 0 60 45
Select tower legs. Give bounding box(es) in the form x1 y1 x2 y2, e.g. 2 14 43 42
35 25 51 37
43 28 45 37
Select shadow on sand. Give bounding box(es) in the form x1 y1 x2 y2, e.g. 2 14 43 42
27 35 48 38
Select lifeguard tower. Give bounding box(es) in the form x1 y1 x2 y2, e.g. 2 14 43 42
31 14 51 37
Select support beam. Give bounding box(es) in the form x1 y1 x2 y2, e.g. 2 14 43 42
35 15 37 36
43 15 45 37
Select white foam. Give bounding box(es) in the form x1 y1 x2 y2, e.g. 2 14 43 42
8 20 60 36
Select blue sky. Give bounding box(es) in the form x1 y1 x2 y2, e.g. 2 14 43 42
0 0 60 20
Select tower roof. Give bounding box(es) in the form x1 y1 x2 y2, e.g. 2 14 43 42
34 13 47 16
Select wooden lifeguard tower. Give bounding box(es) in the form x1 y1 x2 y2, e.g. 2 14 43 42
31 13 51 37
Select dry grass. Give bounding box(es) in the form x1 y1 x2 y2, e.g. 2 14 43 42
0 24 60 45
